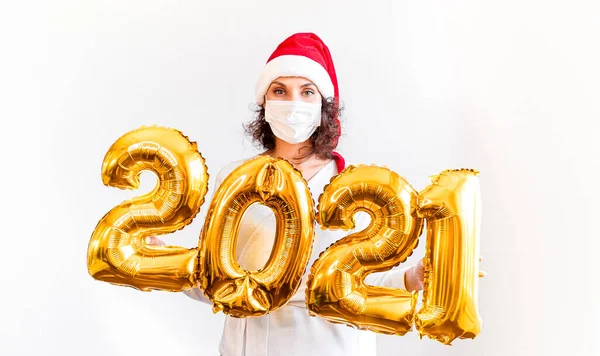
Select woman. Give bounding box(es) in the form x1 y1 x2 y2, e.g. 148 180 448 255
149 32 425 356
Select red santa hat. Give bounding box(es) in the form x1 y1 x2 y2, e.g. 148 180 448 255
255 32 345 173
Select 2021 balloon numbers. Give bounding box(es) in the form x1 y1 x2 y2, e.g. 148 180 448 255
87 127 482 344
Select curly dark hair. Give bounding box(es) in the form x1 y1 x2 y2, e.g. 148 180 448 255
244 97 342 162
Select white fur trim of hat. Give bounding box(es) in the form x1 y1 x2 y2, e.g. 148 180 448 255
255 55 335 105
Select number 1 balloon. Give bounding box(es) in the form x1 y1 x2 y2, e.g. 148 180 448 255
416 169 482 344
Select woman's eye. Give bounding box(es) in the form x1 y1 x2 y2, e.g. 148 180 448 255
274 89 285 95
303 90 315 96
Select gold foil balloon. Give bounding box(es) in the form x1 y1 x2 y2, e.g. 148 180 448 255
198 156 315 318
415 169 482 344
87 126 209 292
306 165 424 335
86 125 484 344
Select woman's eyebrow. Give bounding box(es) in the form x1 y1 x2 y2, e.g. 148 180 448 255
270 81 287 87
301 82 316 88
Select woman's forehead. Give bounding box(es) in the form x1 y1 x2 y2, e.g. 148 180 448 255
271 76 315 86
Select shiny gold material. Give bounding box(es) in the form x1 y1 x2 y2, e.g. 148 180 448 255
416 169 482 344
305 165 424 335
198 156 315 318
87 126 208 292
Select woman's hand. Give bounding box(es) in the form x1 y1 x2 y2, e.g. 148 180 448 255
404 259 425 292
144 236 166 246
404 256 486 292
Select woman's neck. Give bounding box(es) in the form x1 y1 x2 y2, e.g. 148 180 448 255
264 138 332 181
267 138 314 165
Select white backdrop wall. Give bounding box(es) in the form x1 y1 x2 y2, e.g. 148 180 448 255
1 1 599 356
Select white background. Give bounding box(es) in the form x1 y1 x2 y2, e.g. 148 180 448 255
1 1 599 355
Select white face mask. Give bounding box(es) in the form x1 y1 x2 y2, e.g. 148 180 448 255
264 100 322 144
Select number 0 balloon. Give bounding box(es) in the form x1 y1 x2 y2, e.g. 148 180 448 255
198 156 315 318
